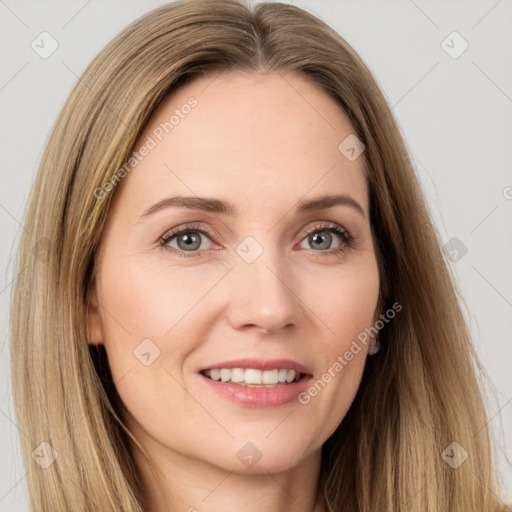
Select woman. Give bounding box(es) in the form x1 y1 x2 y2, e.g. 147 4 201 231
10 0 508 510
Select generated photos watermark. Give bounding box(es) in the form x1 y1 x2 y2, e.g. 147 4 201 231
94 96 198 200
297 301 402 404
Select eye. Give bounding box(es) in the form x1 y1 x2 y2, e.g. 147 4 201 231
160 221 355 258
160 223 215 257
298 222 354 255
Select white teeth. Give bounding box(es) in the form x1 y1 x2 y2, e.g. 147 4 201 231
202 368 302 386
220 369 231 382
245 369 262 385
262 369 279 385
230 368 245 383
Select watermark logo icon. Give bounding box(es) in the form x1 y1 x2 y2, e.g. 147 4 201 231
31 32 59 59
31 442 58 469
441 442 468 468
134 338 161 366
32 237 51 262
441 31 469 59
442 237 468 263
338 134 365 161
237 442 262 467
236 236 264 264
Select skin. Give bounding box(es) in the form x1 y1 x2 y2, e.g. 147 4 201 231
88 71 381 512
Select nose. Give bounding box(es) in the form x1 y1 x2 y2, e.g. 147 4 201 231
225 245 300 334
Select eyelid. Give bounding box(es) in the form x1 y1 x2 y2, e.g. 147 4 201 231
298 221 351 240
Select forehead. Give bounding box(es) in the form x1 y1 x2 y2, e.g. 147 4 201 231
112 71 368 218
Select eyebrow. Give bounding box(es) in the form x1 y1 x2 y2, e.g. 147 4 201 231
138 193 366 221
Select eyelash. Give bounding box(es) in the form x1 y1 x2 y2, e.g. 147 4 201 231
159 222 355 258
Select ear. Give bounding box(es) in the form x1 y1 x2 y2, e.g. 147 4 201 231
87 284 103 346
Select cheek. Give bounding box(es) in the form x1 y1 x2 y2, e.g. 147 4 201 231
95 258 213 442
95 256 229 423
297 259 379 433
307 258 380 349
97 255 223 360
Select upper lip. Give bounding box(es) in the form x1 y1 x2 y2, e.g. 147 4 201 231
200 358 312 375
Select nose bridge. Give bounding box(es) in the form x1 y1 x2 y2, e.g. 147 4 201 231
227 234 299 332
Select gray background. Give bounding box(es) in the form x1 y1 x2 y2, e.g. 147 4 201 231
1 0 511 509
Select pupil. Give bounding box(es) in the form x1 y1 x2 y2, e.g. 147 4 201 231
311 231 331 250
179 232 200 250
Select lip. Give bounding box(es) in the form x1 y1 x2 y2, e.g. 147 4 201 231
200 358 312 374
197 358 313 408
198 373 312 407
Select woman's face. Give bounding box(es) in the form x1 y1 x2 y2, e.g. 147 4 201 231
88 71 381 474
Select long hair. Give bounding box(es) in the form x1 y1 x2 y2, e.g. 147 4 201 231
10 0 507 510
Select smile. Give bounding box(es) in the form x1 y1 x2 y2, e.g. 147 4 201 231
201 368 302 386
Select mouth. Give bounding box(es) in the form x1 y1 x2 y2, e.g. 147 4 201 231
200 368 304 387
197 358 312 407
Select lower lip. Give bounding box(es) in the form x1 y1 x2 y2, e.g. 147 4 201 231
198 373 312 407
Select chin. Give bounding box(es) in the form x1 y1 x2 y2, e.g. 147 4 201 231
203 434 318 475
215 450 312 475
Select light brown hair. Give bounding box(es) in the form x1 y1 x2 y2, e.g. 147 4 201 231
10 0 508 510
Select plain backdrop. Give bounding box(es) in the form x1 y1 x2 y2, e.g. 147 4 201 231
1 0 511 510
